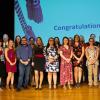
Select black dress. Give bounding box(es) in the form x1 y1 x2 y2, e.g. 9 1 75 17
72 43 83 68
33 45 45 71
0 49 5 77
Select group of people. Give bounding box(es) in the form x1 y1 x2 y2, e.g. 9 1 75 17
0 33 100 92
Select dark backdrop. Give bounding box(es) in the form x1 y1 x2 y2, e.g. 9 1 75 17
0 0 14 40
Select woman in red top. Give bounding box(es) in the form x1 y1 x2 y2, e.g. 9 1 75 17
59 37 73 89
5 40 16 90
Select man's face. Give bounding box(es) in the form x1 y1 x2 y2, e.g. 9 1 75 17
21 38 27 45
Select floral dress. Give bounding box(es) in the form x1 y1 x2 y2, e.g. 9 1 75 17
72 43 83 68
44 46 59 72
60 46 73 85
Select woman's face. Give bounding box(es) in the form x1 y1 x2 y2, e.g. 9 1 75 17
63 38 69 45
55 38 59 44
49 38 54 46
30 38 34 45
75 35 80 42
9 40 14 47
89 39 94 45
80 36 84 42
16 37 21 43
37 38 42 45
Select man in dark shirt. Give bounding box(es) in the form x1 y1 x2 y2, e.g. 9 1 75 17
16 36 32 91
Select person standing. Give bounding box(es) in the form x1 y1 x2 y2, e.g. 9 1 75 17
44 37 59 89
16 36 32 91
33 37 45 90
0 39 5 91
59 37 73 89
5 40 16 90
85 38 99 87
14 35 21 87
72 35 84 88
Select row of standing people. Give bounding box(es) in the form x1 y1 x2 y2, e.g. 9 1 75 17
0 34 100 91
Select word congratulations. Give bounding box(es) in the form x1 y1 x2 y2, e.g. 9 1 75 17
54 24 100 31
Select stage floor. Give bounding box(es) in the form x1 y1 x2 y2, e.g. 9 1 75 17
0 83 100 100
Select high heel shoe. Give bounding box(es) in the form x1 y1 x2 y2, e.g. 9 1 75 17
54 84 57 89
39 85 42 90
63 85 67 89
10 85 15 91
6 85 10 90
49 84 52 89
68 84 72 89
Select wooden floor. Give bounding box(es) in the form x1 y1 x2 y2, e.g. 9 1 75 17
0 83 100 100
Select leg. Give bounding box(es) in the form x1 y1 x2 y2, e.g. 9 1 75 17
53 72 57 89
88 65 93 86
31 75 35 86
0 77 1 87
34 70 39 89
74 67 78 84
93 64 98 86
0 77 3 91
11 73 14 89
78 67 82 84
39 71 44 89
24 65 31 88
6 72 12 89
48 72 52 89
17 63 25 89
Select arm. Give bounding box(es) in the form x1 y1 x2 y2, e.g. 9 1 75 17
94 46 99 62
59 51 67 61
70 47 73 59
79 46 84 61
28 45 32 62
85 47 90 61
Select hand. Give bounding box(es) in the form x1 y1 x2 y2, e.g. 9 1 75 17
49 58 54 63
66 59 71 63
24 61 29 65
31 62 34 66
90 59 95 65
10 62 14 66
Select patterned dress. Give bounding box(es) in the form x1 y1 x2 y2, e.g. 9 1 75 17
44 46 59 72
60 46 73 85
86 46 99 66
72 43 83 68
6 48 16 73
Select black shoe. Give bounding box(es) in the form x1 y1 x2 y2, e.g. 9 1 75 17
24 86 29 89
35 87 38 90
77 83 80 88
39 87 42 90
16 88 21 92
75 83 78 88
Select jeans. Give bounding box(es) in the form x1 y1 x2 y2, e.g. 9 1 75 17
17 62 31 89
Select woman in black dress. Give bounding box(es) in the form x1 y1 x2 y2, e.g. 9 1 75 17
0 39 5 91
33 37 45 89
72 35 84 88
14 35 21 87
